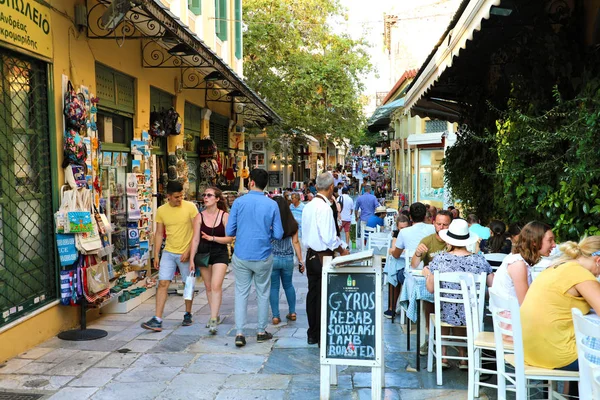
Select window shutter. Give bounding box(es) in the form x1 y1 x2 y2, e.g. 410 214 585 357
189 0 201 15
234 0 242 59
215 0 227 41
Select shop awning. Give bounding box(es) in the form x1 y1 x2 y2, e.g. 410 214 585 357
367 98 405 133
403 0 502 120
86 0 281 127
407 132 445 146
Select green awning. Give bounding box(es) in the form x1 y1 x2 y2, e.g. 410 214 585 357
367 98 405 132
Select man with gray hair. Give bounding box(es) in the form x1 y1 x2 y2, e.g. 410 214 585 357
302 172 349 345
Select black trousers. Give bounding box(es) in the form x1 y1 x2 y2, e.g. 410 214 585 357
305 248 332 341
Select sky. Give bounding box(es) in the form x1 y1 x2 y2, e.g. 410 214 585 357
335 0 462 115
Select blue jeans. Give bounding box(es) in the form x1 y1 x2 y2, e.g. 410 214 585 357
232 253 273 335
269 255 296 319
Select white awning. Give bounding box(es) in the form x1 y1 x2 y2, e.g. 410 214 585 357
403 0 502 112
303 134 319 143
407 132 445 146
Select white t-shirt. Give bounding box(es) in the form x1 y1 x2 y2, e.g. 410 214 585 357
491 253 531 302
338 194 354 222
395 222 435 251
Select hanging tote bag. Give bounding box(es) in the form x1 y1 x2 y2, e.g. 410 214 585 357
75 221 103 254
64 81 87 130
66 189 94 233
86 259 109 294
55 187 74 233
56 233 79 266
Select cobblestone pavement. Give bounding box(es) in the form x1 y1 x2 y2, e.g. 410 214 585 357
0 268 495 399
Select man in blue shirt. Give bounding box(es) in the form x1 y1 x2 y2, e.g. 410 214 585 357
366 206 387 229
355 185 379 240
226 169 283 347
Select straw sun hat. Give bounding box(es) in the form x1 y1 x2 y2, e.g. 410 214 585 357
439 218 479 247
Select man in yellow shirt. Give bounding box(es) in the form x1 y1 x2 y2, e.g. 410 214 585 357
142 181 198 332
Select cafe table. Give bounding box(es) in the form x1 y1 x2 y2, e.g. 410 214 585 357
398 269 433 371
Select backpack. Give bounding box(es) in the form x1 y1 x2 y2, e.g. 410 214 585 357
164 108 182 135
64 81 87 130
149 109 166 137
62 128 87 167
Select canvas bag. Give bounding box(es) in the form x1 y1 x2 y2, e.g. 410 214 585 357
56 233 79 266
76 219 103 254
55 187 74 233
85 256 109 294
66 189 94 233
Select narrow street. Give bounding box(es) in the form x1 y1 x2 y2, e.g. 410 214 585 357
0 267 493 399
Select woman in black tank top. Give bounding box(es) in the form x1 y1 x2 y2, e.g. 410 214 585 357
190 187 233 334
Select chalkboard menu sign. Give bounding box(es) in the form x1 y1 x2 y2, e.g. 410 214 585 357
325 272 376 361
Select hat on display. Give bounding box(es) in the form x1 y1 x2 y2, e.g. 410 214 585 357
375 206 387 215
439 218 479 247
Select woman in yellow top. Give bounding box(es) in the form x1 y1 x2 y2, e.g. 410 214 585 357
521 236 600 373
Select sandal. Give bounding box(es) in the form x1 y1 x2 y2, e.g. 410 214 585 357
441 359 450 369
272 317 281 325
286 313 297 321
459 361 469 370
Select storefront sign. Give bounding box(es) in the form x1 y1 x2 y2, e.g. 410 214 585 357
0 0 52 58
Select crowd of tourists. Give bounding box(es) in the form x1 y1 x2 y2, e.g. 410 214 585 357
384 201 600 397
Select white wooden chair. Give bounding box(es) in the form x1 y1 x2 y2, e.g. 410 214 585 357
463 274 514 398
367 232 391 258
426 271 487 386
362 225 378 250
483 253 508 271
572 308 600 400
384 209 398 230
489 290 579 400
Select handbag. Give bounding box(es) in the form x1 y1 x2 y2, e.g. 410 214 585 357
193 211 220 267
66 189 94 233
85 257 109 294
56 233 78 266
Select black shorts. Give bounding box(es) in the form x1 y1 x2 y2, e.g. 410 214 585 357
201 249 229 267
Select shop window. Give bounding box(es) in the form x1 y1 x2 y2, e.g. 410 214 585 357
184 102 202 199
189 0 201 15
425 119 447 133
418 149 444 205
184 102 202 152
214 0 227 41
97 111 133 146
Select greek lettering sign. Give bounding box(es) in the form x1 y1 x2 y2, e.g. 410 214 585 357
0 0 52 58
325 272 376 361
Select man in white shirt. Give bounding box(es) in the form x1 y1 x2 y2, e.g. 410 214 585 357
338 187 354 246
390 202 435 277
302 172 349 345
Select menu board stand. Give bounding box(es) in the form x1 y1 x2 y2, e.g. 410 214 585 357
319 250 384 399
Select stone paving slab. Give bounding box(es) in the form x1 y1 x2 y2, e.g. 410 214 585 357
157 373 227 400
67 367 121 387
90 381 167 400
93 352 140 368
186 354 266 374
17 348 55 360
215 388 287 400
222 374 291 390
47 386 99 400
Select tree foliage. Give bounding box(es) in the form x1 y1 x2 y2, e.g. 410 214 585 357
442 6 600 240
242 0 372 147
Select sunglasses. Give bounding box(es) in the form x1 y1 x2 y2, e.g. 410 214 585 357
202 193 215 198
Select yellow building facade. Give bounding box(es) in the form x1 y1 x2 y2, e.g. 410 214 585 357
0 0 278 362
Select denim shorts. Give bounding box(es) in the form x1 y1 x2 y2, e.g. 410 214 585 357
158 251 192 281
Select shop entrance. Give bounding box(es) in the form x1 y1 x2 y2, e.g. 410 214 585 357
0 50 56 326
